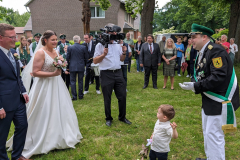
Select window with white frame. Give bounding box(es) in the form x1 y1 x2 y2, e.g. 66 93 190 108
90 7 105 18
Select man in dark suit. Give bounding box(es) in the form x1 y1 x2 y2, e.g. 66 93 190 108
140 34 161 89
82 34 101 95
0 24 31 160
67 35 88 100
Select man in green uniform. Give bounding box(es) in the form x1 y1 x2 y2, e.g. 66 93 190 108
179 23 239 160
124 32 134 72
29 33 41 56
57 34 71 87
57 34 70 59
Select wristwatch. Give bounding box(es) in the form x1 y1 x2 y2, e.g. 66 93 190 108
168 59 171 61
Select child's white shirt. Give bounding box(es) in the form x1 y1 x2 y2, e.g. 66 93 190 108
151 120 173 153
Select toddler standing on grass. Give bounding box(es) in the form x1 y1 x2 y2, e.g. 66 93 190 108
149 104 178 160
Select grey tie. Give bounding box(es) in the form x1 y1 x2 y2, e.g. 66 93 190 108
7 51 17 75
198 51 203 64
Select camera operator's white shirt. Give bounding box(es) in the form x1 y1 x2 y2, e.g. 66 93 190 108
94 42 123 70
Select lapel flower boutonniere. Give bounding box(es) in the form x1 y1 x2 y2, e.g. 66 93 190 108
208 45 213 50
13 53 20 60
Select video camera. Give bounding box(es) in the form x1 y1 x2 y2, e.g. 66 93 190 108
95 25 125 48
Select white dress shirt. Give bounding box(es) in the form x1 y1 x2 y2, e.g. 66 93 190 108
87 40 92 52
230 43 238 55
198 41 210 64
148 42 154 53
120 44 131 65
16 47 25 68
151 120 173 153
29 42 38 57
93 42 123 70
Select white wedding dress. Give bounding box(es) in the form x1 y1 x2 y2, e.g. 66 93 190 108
6 49 83 158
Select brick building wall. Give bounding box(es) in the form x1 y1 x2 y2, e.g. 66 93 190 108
28 0 124 40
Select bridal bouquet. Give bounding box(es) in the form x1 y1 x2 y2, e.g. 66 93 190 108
53 56 68 69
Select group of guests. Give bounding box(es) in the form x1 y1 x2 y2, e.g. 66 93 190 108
215 34 238 63
15 32 239 96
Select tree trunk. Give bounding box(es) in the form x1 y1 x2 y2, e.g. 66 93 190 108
228 0 240 62
141 0 155 42
80 0 91 34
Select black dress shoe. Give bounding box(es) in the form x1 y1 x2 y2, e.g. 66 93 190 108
195 158 207 160
119 118 132 125
153 86 158 89
142 85 148 89
106 120 112 127
79 97 84 100
72 98 77 101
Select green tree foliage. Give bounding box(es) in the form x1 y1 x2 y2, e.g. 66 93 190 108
0 6 30 27
11 12 31 27
153 26 178 36
91 0 112 10
153 0 230 33
212 29 229 39
125 0 145 18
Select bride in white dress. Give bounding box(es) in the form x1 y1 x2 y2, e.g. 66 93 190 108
7 30 82 158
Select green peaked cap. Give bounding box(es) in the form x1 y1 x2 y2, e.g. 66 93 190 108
189 23 214 37
34 33 42 37
60 34 66 39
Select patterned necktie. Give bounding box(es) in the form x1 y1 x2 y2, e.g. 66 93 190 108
88 43 91 52
7 51 17 75
198 51 203 64
150 44 153 54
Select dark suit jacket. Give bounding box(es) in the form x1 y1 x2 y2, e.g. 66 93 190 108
82 40 96 68
66 43 88 72
0 48 26 111
139 43 161 67
193 42 239 115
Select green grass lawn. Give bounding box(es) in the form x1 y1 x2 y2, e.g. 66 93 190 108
8 60 240 160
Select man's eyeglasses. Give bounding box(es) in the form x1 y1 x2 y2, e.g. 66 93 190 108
1 35 18 40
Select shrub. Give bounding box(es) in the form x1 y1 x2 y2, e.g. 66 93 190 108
69 40 84 45
15 41 20 49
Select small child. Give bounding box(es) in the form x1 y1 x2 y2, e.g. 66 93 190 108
63 45 70 90
149 104 178 160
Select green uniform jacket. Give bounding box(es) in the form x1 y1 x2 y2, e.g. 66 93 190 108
58 43 70 59
19 47 31 65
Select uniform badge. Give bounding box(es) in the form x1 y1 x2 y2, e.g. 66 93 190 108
212 57 223 68
203 58 206 64
208 45 213 50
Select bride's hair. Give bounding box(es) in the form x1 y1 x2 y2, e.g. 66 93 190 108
41 30 57 46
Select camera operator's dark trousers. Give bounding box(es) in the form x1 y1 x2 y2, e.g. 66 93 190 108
144 65 158 87
85 68 100 91
100 69 126 121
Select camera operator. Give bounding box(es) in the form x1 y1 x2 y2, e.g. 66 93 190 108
93 24 132 127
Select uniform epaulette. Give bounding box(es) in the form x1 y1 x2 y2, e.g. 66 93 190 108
208 45 213 50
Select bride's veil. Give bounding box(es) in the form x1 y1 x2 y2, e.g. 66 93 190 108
22 37 43 93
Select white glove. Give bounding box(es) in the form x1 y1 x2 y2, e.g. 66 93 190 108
146 139 152 146
179 82 195 92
